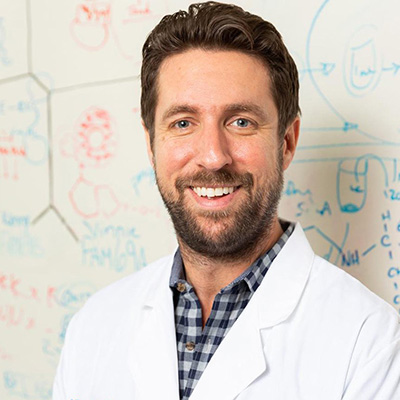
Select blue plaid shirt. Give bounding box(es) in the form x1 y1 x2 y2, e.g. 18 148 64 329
169 221 294 399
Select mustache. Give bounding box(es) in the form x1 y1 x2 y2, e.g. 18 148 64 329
175 169 254 192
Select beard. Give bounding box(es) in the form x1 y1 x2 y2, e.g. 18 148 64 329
155 161 284 262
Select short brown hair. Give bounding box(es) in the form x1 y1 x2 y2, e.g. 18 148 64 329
141 1 300 146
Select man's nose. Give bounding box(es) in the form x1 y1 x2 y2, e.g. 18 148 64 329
194 124 233 171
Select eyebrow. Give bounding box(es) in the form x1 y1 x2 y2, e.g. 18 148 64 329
224 103 269 122
161 102 269 123
161 105 199 123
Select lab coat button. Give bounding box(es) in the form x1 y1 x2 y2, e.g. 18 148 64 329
177 282 186 292
186 341 195 351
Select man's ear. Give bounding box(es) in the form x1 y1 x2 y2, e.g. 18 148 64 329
142 120 155 169
282 116 300 171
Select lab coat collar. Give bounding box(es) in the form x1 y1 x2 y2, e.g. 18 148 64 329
256 221 314 328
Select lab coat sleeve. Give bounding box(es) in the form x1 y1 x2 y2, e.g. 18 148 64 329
52 310 81 400
342 305 400 399
52 353 67 400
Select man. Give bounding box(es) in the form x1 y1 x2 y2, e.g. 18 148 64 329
53 2 400 399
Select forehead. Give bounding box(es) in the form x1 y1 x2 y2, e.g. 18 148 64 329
155 49 275 116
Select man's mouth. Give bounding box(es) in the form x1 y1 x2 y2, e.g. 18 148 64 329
191 186 239 198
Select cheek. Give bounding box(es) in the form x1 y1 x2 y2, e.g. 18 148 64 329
233 140 277 172
153 139 194 174
233 141 281 192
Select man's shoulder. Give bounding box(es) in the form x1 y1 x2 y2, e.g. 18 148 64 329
98 253 173 294
277 223 397 317
73 253 174 323
309 254 399 322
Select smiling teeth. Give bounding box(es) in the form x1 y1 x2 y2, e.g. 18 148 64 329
193 187 235 198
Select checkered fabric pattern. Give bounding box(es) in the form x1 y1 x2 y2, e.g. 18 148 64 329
169 221 295 400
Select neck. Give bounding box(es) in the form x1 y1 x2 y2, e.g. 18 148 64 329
178 217 283 326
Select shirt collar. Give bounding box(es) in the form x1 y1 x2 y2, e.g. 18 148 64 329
169 248 186 288
169 220 295 294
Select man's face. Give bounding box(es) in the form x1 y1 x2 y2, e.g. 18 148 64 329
145 49 298 260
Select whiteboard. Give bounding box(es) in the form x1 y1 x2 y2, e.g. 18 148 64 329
1 0 399 398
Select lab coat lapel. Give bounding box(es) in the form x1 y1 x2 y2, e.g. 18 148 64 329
128 257 180 400
190 223 314 400
189 293 266 400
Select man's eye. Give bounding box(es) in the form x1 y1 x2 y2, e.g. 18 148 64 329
174 120 190 129
232 118 251 128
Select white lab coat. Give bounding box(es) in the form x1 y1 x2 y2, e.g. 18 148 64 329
53 223 400 400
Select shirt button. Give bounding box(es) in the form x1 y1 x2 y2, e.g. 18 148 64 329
177 282 186 293
185 341 195 351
